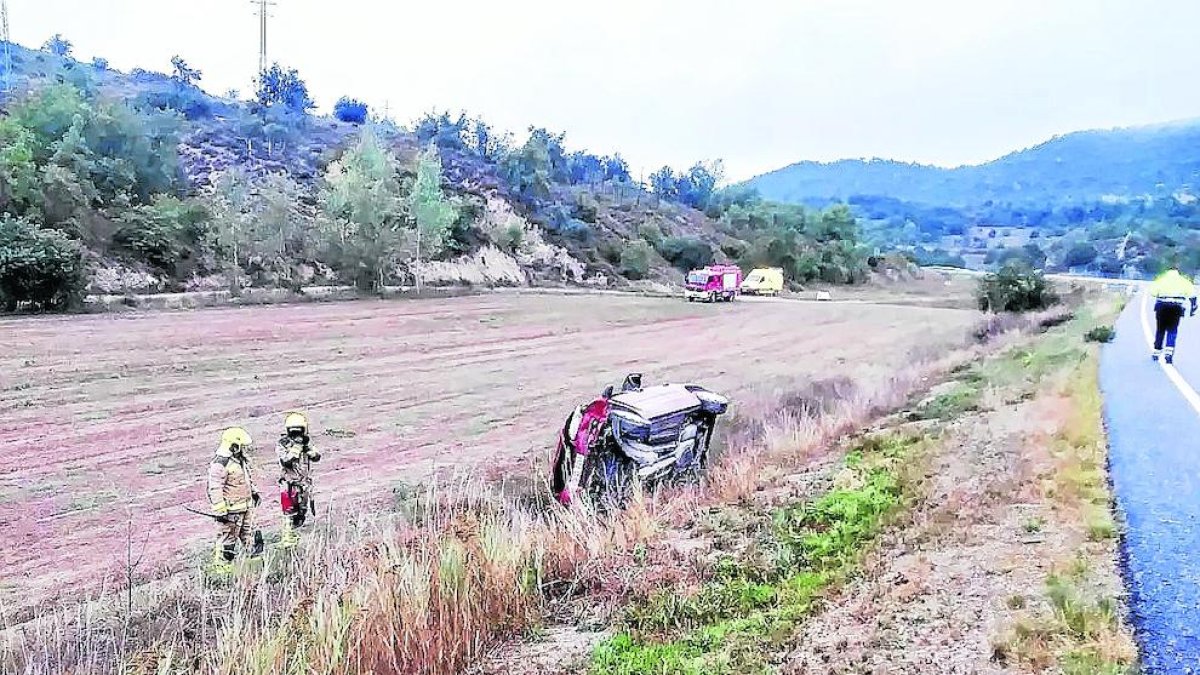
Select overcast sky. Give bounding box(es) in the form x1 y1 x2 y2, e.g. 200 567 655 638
9 0 1200 181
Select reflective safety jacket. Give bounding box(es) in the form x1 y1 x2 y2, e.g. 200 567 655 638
277 435 320 487
1151 270 1198 310
207 448 257 514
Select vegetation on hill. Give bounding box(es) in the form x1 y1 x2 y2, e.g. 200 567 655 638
749 122 1200 210
745 121 1200 276
0 39 869 310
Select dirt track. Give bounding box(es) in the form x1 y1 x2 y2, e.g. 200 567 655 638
0 293 976 612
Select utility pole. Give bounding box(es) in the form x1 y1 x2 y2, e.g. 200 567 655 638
1 0 12 93
251 0 276 76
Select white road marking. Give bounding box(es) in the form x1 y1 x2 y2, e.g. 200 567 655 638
1140 292 1200 417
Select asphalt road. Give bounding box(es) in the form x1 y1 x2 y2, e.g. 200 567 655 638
1102 293 1200 672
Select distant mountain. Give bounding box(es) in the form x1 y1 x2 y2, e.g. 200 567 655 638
746 119 1200 209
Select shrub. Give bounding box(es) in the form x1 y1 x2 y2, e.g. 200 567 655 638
91 57 109 71
598 239 622 265
976 262 1058 313
255 63 314 112
620 240 653 280
333 97 369 124
112 196 209 275
0 217 87 311
130 68 170 84
413 111 469 150
42 34 73 57
638 222 664 248
574 193 599 223
1063 242 1098 268
562 219 593 243
1084 326 1115 343
169 56 202 87
657 236 714 272
495 224 524 252
137 87 212 120
720 239 748 260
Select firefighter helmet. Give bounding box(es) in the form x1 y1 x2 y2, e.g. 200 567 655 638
284 411 308 433
219 427 253 452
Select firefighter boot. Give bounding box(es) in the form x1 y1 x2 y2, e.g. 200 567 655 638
206 544 236 577
278 520 300 548
250 530 265 558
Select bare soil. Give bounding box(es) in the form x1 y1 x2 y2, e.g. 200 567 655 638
0 293 975 614
782 385 1127 673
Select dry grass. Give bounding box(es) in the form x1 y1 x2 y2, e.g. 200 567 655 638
992 329 1136 674
2 312 1041 675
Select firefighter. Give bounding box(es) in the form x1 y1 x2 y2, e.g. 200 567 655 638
206 427 262 569
277 411 320 546
1150 268 1198 364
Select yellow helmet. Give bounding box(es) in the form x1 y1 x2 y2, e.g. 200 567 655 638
219 427 253 453
284 411 308 432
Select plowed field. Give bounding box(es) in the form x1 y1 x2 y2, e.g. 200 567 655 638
0 293 975 612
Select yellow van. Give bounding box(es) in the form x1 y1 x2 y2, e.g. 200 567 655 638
741 268 784 296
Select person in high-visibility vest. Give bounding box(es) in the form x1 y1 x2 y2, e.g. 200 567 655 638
1149 269 1198 364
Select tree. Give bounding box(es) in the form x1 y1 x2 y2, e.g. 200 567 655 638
256 174 309 262
413 111 468 150
42 34 73 57
0 216 87 311
649 166 678 199
206 169 255 269
333 97 369 124
657 236 714 271
112 196 209 275
502 130 557 202
676 161 722 209
976 262 1057 313
407 146 459 273
1021 243 1047 268
603 155 631 182
206 170 309 282
255 64 314 112
468 118 511 160
170 56 202 87
567 152 604 184
723 202 867 284
620 240 653 280
1063 242 1098 268
0 118 41 216
318 131 405 290
5 84 180 225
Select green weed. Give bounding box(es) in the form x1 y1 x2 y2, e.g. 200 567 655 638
1084 326 1115 343
913 384 980 420
591 634 705 675
592 434 919 674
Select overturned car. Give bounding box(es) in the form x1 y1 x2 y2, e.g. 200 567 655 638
550 374 730 506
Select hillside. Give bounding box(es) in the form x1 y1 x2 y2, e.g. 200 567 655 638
0 40 869 310
745 119 1200 276
747 119 1200 209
